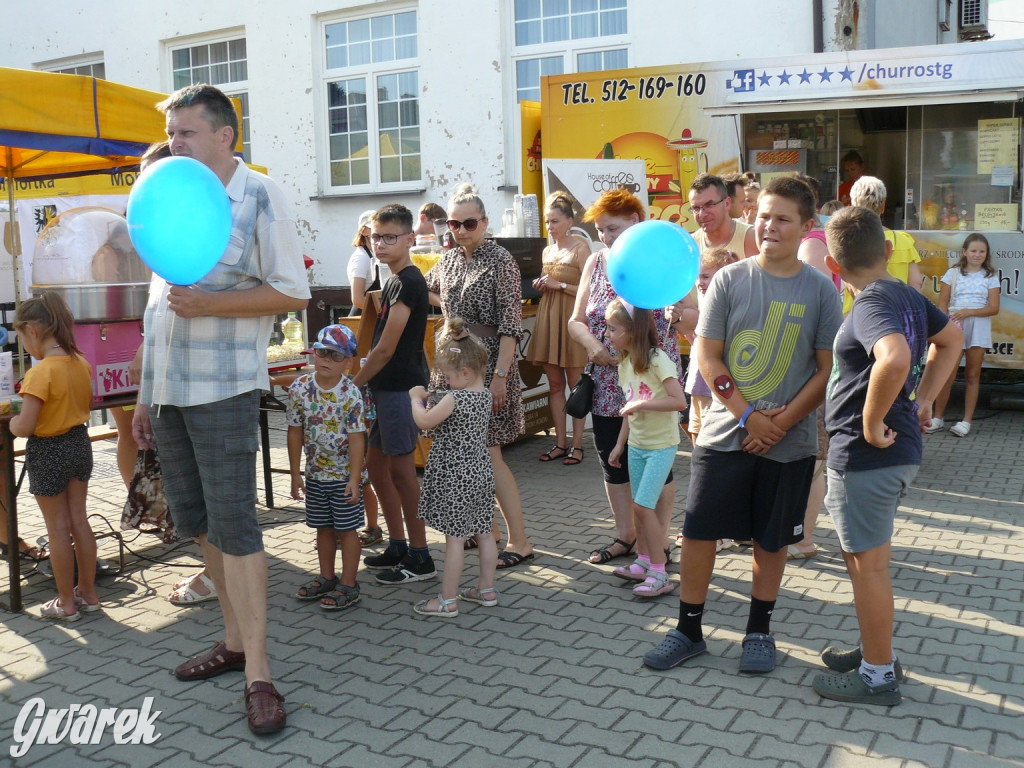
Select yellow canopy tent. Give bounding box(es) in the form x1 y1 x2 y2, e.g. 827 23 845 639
0 67 245 303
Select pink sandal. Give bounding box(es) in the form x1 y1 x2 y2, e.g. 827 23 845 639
73 587 101 613
40 596 80 622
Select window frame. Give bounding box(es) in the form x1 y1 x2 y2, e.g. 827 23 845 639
165 30 251 162
315 5 424 196
504 0 630 184
37 53 106 79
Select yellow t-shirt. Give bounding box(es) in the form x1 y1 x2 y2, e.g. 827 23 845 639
617 348 681 450
20 355 93 436
842 229 919 314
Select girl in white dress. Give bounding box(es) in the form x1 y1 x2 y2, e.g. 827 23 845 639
928 233 1000 437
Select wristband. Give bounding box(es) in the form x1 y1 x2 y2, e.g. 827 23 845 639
738 404 756 429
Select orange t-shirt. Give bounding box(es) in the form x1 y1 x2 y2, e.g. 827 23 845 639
19 355 93 436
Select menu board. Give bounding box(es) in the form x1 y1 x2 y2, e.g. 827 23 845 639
977 118 1019 175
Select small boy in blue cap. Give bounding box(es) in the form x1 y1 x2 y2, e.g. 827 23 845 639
286 324 367 611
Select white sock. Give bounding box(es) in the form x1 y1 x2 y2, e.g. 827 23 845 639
858 659 898 688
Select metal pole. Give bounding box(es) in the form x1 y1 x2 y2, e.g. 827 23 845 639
4 150 26 371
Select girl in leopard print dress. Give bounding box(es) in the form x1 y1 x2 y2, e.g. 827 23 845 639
409 317 496 618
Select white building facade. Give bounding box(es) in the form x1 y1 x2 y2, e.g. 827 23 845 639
0 0 980 288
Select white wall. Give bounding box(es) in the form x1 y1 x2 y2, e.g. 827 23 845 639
1 0 815 289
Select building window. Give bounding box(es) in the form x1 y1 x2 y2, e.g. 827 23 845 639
514 0 627 45
321 9 420 191
577 48 627 73
38 54 105 79
169 37 250 161
54 61 106 78
512 0 628 103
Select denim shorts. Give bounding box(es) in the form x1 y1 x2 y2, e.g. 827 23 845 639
825 464 919 553
368 389 419 456
150 391 263 556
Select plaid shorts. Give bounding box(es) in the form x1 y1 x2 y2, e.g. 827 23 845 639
151 391 263 556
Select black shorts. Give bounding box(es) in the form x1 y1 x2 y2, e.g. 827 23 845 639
591 414 673 486
682 446 814 552
26 425 93 497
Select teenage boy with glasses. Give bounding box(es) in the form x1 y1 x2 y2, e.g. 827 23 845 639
352 204 436 585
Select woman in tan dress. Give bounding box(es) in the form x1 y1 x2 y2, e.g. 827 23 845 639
426 183 535 569
527 191 590 466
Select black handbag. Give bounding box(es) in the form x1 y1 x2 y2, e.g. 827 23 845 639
565 362 595 418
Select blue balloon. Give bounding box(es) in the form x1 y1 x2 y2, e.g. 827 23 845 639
606 220 700 309
126 156 232 285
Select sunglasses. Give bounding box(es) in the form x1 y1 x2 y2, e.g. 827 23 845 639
313 348 346 362
446 217 485 232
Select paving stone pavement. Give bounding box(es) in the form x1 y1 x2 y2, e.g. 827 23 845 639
1 405 1022 767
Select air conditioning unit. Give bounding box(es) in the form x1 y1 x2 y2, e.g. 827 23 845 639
960 0 993 40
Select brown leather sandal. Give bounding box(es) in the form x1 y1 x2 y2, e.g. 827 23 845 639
173 641 246 681
245 680 286 734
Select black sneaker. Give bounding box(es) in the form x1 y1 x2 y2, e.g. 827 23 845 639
374 554 437 584
364 546 406 570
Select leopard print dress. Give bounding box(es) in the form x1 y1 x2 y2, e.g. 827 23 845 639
418 389 495 538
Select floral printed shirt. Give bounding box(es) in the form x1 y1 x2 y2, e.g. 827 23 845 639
286 373 368 484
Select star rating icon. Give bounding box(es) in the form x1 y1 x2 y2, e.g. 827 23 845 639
798 69 813 84
778 70 792 85
758 71 772 86
839 66 854 82
819 67 833 82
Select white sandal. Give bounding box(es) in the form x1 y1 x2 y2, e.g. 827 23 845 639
413 593 459 618
949 420 971 437
40 596 81 622
458 587 498 607
168 572 218 605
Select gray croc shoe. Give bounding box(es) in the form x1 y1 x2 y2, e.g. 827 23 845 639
820 645 906 681
812 669 901 706
739 632 776 673
642 629 707 670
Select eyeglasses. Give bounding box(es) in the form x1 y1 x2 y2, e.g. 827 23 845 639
369 232 409 245
689 198 726 215
446 217 485 232
313 348 346 362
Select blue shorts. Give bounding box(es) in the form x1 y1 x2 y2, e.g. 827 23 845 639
151 391 263 557
592 414 673 487
825 464 918 553
368 389 419 456
627 445 677 509
305 478 365 532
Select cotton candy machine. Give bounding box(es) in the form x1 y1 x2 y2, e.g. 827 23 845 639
31 207 149 401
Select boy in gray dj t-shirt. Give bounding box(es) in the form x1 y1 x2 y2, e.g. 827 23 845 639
643 176 842 674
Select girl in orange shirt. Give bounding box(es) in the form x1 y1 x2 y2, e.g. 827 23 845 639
11 293 98 621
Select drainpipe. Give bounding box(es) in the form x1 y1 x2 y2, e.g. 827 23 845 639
813 0 823 52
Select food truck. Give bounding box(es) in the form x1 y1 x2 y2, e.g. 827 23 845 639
538 38 1024 369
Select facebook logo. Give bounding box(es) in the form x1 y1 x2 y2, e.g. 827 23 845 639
732 69 755 92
